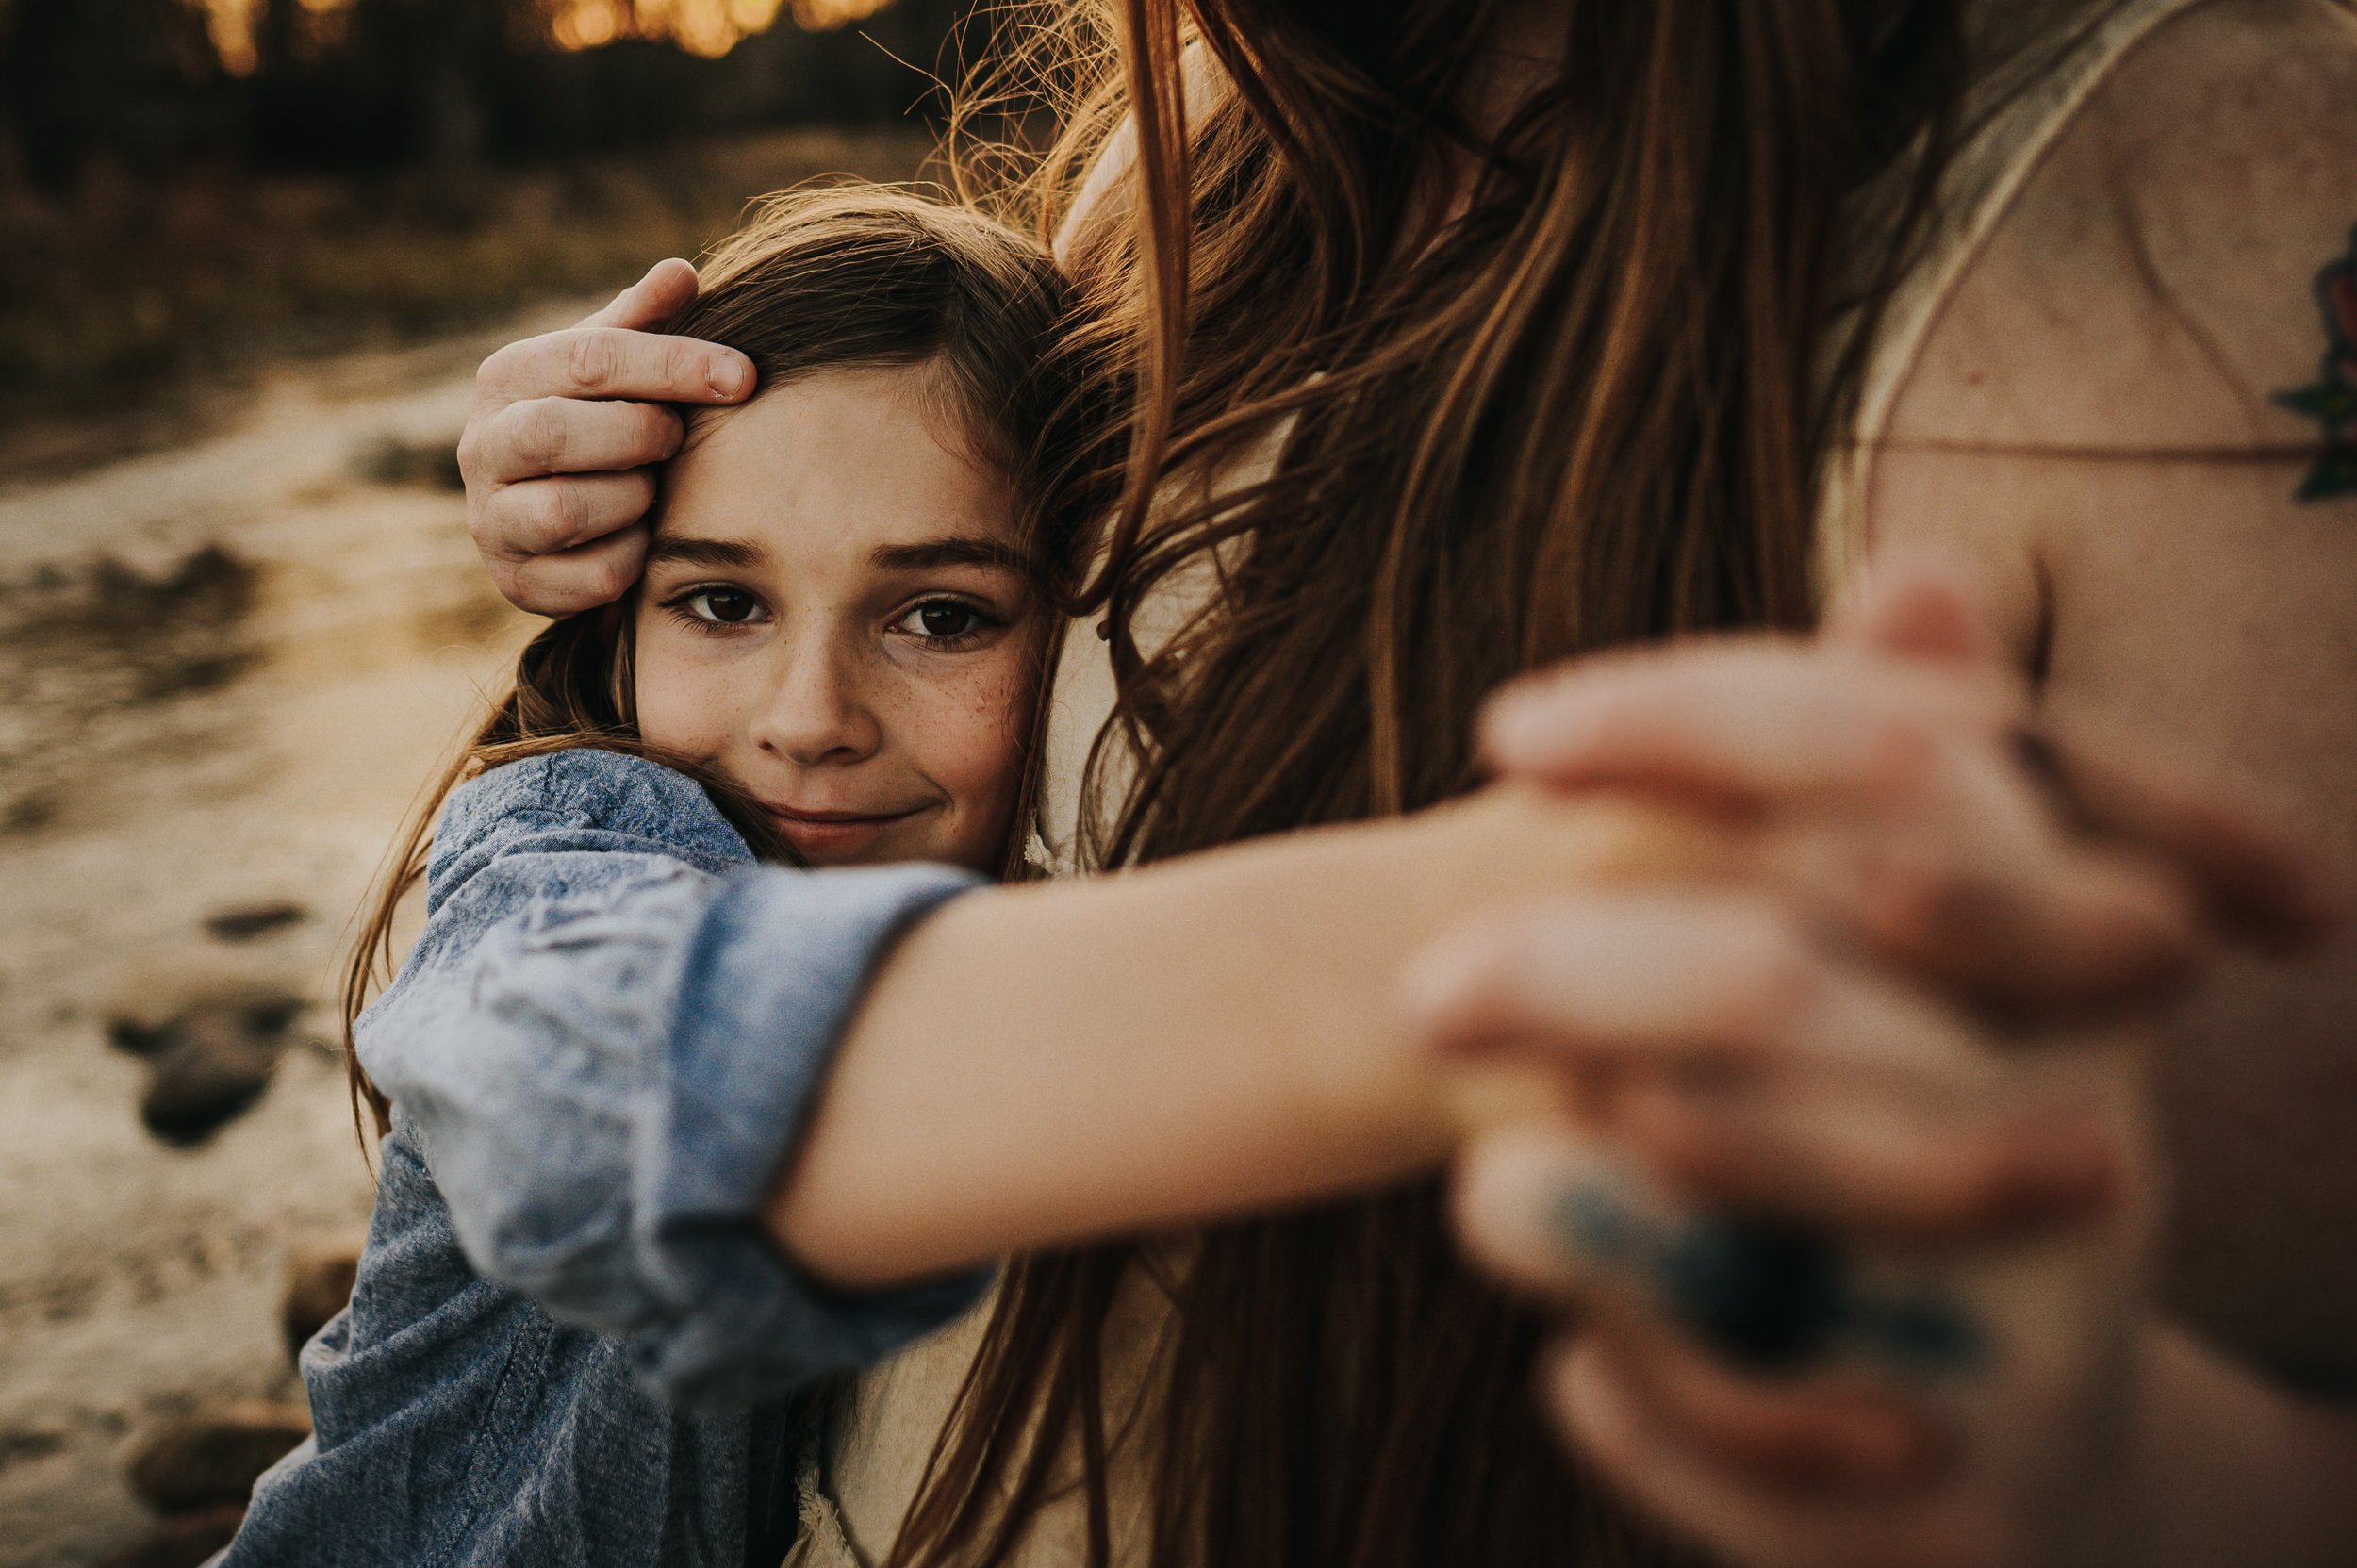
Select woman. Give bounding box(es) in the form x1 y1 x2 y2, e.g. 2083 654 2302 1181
1413 0 2357 1560
453 0 2357 1563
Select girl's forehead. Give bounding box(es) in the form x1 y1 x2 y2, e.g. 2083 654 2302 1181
660 366 1020 562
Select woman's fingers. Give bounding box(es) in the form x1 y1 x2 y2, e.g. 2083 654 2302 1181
580 256 701 331
2019 713 2344 954
1821 556 2003 668
1611 1076 2118 1242
472 322 753 410
1828 558 2340 949
1571 1324 1946 1492
481 528 651 618
470 466 657 569
473 397 686 487
1479 643 2021 810
1821 834 2204 1022
1408 893 2129 1236
457 259 755 615
1454 1123 2079 1373
1552 1336 2000 1568
1407 893 1991 1088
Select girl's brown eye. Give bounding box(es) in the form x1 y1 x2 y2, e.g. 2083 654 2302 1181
916 602 980 638
696 589 761 624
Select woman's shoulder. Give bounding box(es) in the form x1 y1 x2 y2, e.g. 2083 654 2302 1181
432 748 753 894
1891 0 2357 456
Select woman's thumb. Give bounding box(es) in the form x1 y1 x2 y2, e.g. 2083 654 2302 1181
581 257 701 332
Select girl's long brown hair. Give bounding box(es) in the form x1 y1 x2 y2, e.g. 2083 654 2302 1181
893 4 2032 1567
341 186 1080 1139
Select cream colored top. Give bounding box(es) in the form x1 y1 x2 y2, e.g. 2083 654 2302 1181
783 3 2210 1561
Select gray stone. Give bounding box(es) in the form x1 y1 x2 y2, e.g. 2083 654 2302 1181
279 1243 361 1362
122 1401 310 1514
139 1011 284 1146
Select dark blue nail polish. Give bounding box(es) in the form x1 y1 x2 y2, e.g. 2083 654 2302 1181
1660 1216 1844 1374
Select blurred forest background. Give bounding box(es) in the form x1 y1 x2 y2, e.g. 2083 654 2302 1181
0 4 1033 1564
0 0 997 470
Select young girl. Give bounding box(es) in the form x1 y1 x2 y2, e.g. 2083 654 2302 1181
220 187 1085 1567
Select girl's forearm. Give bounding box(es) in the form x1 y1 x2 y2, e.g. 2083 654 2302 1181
766 788 1717 1288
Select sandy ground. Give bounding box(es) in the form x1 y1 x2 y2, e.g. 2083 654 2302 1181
0 311 585 1565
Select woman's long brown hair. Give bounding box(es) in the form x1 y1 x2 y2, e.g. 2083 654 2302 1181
892 4 2027 1566
340 186 1080 1140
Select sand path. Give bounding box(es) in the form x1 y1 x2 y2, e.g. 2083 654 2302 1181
0 310 583 1565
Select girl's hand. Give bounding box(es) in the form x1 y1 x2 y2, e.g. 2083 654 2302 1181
457 260 756 615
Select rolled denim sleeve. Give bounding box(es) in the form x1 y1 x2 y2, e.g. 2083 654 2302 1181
355 750 989 1406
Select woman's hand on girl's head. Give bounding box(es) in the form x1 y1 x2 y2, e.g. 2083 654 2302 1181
458 258 757 615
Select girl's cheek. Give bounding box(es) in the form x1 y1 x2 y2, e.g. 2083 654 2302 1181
923 653 1036 799
634 638 733 758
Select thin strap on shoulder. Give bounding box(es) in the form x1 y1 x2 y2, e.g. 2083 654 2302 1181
1815 0 2216 601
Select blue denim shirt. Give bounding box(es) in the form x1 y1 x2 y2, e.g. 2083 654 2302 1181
221 750 989 1567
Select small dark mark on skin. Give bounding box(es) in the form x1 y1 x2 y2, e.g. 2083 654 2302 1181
2274 223 2357 503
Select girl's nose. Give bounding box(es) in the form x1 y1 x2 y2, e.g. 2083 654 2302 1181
750 635 881 767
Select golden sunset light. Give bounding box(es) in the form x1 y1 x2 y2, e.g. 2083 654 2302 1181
203 0 897 74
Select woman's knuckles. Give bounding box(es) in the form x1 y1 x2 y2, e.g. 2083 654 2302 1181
563 328 627 396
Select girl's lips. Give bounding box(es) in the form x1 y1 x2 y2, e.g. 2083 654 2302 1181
763 804 927 859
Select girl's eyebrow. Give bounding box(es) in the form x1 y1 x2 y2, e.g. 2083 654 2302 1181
870 536 1030 574
644 536 766 570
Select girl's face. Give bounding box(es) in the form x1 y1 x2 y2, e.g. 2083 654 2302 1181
635 363 1040 873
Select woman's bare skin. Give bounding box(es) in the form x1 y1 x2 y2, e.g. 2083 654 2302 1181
1431 4 2357 1562
1868 0 2357 1385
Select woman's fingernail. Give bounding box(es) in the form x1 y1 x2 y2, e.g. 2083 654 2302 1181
1661 1216 1846 1374
708 356 750 398
1549 1176 1652 1270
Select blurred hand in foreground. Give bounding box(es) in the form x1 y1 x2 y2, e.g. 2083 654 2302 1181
1411 564 2339 1568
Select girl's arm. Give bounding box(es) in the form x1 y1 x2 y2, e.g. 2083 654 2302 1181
358 749 992 1404
770 786 1715 1288
767 690 2200 1296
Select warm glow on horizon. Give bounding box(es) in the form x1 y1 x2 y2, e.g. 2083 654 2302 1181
546 0 898 56
203 0 897 75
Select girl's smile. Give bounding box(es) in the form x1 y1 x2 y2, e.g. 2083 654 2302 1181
633 362 1042 873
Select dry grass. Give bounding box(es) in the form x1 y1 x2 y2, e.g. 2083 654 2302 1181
0 125 936 476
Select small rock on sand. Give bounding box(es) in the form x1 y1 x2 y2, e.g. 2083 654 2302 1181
123 1401 311 1515
140 1012 287 1147
279 1243 361 1362
202 902 310 943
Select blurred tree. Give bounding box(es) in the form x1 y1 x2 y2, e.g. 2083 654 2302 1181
0 0 990 190
0 0 227 190
341 0 521 167
253 0 305 75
